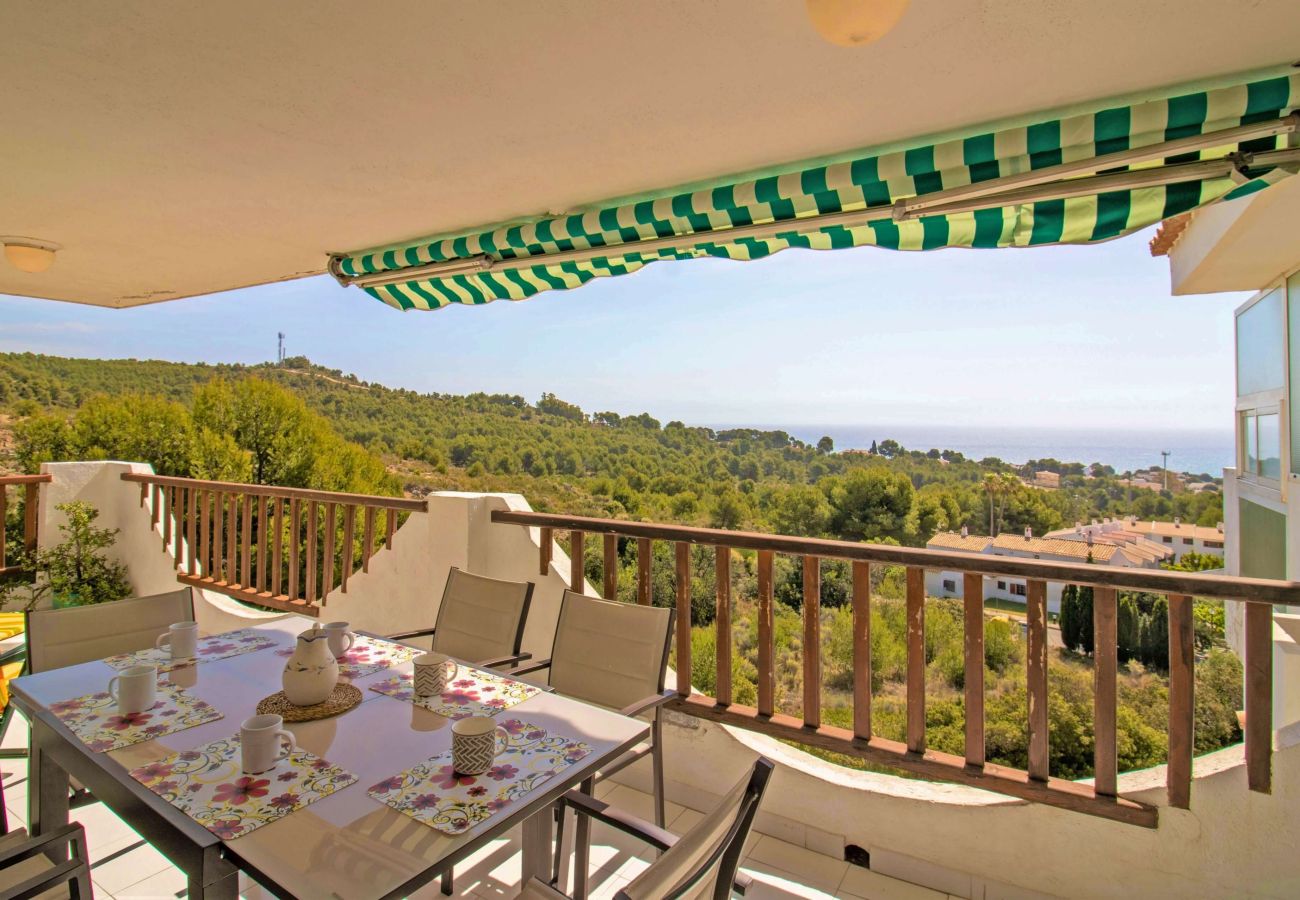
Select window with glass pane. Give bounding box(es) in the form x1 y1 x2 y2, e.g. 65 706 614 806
1238 287 1285 397
1259 413 1281 479
1290 273 1300 476
1245 413 1259 475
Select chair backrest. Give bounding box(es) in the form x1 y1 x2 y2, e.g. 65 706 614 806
430 568 534 663
25 587 195 674
619 757 774 900
548 590 673 711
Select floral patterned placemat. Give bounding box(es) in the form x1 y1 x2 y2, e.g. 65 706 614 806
369 666 541 719
50 685 223 752
129 736 357 840
275 634 422 679
367 719 591 835
104 628 280 673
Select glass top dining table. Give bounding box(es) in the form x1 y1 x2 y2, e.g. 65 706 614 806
8 617 650 899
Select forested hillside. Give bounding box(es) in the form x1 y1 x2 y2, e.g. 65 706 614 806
0 352 1241 779
0 352 1222 546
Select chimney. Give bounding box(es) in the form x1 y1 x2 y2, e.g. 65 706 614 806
961 525 968 538
1174 517 1181 528
1086 530 1094 546
1024 527 1032 541
1217 521 1224 533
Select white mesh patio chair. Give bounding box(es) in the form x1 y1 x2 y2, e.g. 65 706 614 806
520 757 774 900
387 567 534 669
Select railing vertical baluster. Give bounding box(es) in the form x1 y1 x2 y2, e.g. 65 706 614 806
225 494 237 583
341 505 356 593
272 499 284 597
570 530 585 593
539 527 553 575
0 486 7 570
1026 578 1049 782
716 546 732 707
161 486 172 552
852 561 871 741
1093 587 1118 797
675 541 692 697
288 498 301 601
385 509 396 549
258 498 270 594
151 484 161 527
362 507 376 573
603 534 618 600
637 538 652 606
171 488 183 567
1245 601 1273 793
306 501 319 604
906 566 925 753
138 482 147 507
757 549 775 718
1167 593 1194 809
199 491 210 577
802 556 821 729
963 572 985 768
186 487 197 575
22 483 38 555
322 503 336 603
212 490 224 578
239 495 251 588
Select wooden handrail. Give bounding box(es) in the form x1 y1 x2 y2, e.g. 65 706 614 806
491 509 1297 605
120 473 426 512
0 474 53 485
493 507 1287 827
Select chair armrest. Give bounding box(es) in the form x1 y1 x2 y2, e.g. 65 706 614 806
505 657 552 677
560 789 677 853
560 790 753 896
0 857 86 900
619 689 675 719
386 627 436 642
0 823 86 867
474 651 533 670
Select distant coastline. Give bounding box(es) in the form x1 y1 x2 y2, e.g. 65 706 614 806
706 423 1234 477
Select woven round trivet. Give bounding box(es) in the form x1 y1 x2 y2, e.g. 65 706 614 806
255 683 362 722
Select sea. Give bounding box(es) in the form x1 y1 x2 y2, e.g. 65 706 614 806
708 424 1234 478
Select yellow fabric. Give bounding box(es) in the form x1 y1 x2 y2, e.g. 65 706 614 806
0 613 25 642
0 661 24 712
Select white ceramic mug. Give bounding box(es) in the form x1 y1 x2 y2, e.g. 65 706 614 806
323 621 356 659
108 664 158 715
240 714 296 774
451 716 498 775
155 621 199 660
413 652 455 699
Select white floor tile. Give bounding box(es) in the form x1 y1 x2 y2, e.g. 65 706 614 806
114 864 187 899
839 864 950 900
737 861 841 899
89 840 174 894
744 835 848 894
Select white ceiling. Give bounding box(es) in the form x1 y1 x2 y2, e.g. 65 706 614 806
3 1 1300 307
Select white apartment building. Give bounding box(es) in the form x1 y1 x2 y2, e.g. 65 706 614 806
1045 517 1224 564
925 527 1167 614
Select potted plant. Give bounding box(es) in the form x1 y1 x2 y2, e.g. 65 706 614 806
0 501 133 611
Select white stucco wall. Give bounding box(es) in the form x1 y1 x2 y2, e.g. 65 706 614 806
36 463 1300 899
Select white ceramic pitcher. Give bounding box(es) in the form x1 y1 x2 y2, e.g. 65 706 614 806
281 625 339 706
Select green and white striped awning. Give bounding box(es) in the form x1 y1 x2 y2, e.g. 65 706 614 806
330 69 1300 312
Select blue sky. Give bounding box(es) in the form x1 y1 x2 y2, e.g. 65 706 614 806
0 226 1247 433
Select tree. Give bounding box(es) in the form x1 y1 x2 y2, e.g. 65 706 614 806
1117 593 1141 663
769 485 832 537
1059 585 1094 654
0 501 132 610
816 435 834 454
877 439 902 458
827 468 916 543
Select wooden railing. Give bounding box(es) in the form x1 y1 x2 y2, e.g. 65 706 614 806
0 474 52 579
493 509 1300 828
121 474 427 616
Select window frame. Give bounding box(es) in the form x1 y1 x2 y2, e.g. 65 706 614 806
1234 279 1291 496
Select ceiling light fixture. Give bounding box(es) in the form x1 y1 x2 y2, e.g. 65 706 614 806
805 0 909 47
1 237 61 274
